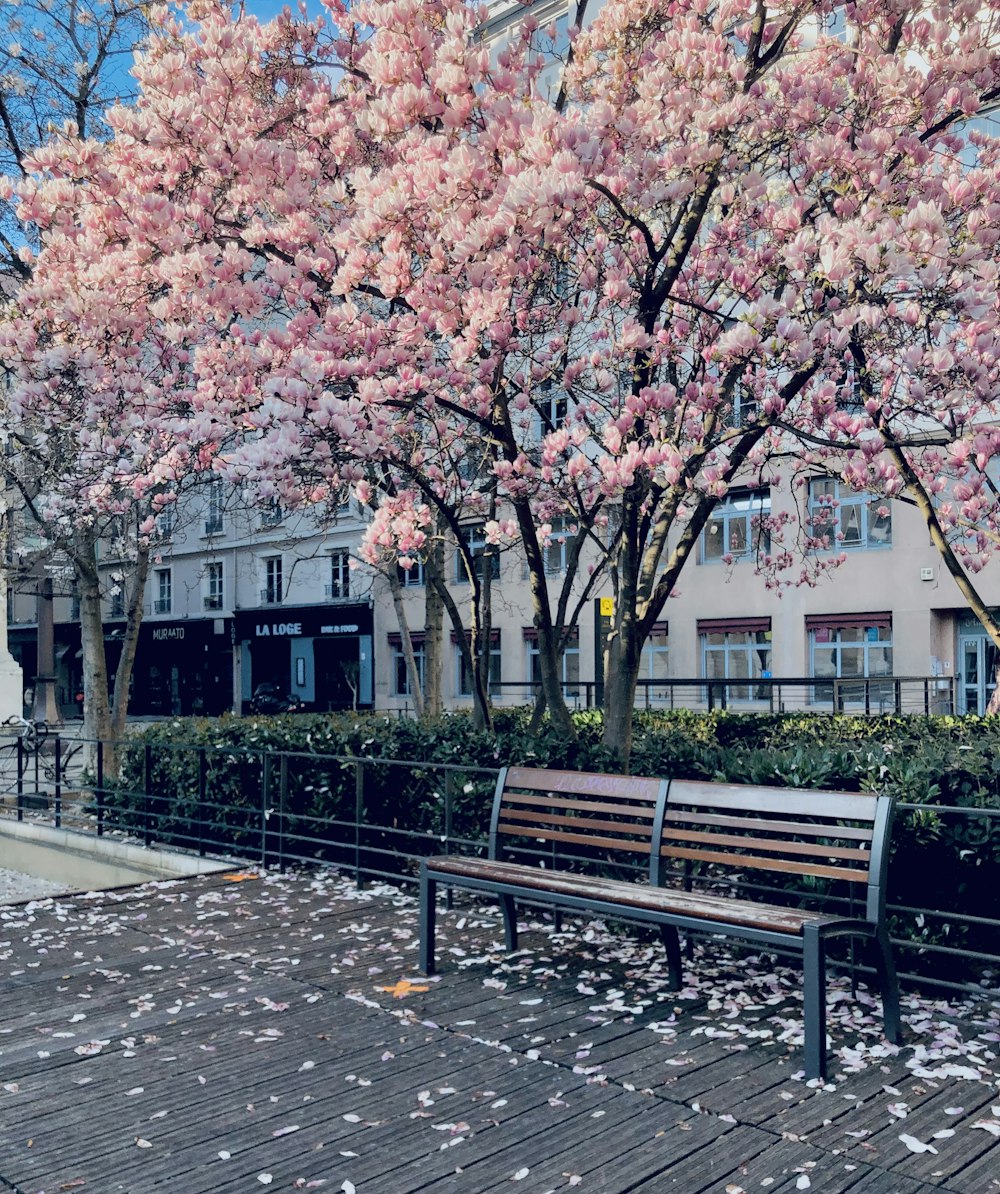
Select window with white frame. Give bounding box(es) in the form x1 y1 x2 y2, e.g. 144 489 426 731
808 617 893 707
455 526 501 583
262 556 283 605
328 549 350 600
701 489 771 563
204 478 225 535
153 568 172 615
456 632 502 697
526 627 580 698
543 518 573 576
808 478 891 550
397 559 425 587
155 503 176 540
260 497 283 528
699 619 772 702
639 623 669 692
203 561 224 611
390 635 425 697
534 380 569 440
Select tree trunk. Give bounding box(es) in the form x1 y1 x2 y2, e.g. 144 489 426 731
73 530 114 765
110 541 149 740
387 564 424 720
423 533 445 721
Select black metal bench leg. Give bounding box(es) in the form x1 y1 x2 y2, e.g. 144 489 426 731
553 909 563 934
499 894 518 952
873 926 902 1044
802 925 827 1081
659 924 683 990
419 868 437 975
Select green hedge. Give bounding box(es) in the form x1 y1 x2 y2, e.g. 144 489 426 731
104 709 1000 985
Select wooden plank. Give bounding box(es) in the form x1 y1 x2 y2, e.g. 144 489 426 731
659 844 870 884
665 808 876 841
661 826 872 864
668 780 880 820
505 767 664 800
498 808 657 836
502 791 659 816
496 821 656 853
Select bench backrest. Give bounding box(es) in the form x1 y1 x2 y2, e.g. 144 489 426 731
486 768 894 925
489 766 668 874
658 780 894 923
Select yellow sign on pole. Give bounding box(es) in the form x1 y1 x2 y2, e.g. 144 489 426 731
599 597 614 618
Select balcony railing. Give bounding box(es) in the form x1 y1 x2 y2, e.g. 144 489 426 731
203 595 224 611
324 584 350 600
259 589 282 605
203 518 224 536
153 598 171 615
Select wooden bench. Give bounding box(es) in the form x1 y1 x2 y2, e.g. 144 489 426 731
418 766 901 1079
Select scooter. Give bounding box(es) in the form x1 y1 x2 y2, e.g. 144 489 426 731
249 684 306 715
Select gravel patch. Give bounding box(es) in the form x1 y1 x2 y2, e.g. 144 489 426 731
0 866 67 904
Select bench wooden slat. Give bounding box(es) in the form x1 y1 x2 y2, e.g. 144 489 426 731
499 808 656 837
668 779 879 820
503 792 659 818
505 767 664 801
659 843 870 883
424 855 840 935
663 809 875 842
661 827 872 864
497 821 654 854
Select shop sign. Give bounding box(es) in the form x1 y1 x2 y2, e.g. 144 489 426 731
255 622 303 637
151 626 185 641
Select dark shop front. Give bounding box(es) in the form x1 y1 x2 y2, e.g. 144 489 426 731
235 603 374 712
112 617 234 716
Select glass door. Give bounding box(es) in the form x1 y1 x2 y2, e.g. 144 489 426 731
960 635 999 714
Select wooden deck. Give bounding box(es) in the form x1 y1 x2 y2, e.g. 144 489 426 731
1 869 998 1193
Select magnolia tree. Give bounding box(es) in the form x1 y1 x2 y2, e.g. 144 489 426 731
0 0 154 744
9 0 1000 762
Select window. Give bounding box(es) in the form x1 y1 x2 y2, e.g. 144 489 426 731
809 616 893 708
390 634 425 697
260 497 282 528
640 623 669 688
156 504 175 540
534 381 569 439
535 10 570 103
327 549 351 600
203 562 224 611
153 568 172 615
204 478 225 535
455 526 500 583
701 490 770 563
526 627 580 699
261 556 283 605
397 559 425 587
699 618 772 702
456 632 502 696
809 479 891 550
542 518 572 576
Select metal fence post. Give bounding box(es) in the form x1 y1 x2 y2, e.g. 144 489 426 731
53 736 62 829
16 737 23 820
355 759 365 887
198 747 208 857
278 753 289 874
143 742 153 847
261 750 272 868
96 739 105 837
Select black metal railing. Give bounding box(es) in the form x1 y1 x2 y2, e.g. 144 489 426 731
1 733 996 998
482 675 956 715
